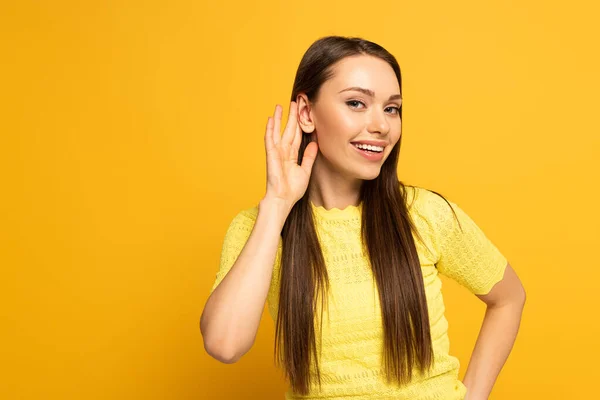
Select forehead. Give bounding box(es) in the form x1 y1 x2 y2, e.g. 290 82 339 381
323 55 400 96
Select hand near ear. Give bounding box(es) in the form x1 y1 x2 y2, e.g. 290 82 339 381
263 101 318 210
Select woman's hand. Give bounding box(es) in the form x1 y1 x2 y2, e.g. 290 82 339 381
263 101 318 209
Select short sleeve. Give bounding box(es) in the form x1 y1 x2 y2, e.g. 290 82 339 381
425 191 508 295
210 206 259 293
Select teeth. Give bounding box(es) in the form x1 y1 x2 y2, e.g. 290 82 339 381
354 143 384 152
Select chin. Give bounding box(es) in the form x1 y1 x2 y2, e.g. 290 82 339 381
355 167 382 181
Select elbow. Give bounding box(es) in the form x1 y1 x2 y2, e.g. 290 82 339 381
519 285 527 307
514 277 527 307
509 284 526 309
200 316 247 364
202 334 244 364
509 285 526 310
204 341 241 364
199 299 256 364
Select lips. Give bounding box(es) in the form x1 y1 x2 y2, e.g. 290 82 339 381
351 142 383 153
350 140 388 147
351 142 385 161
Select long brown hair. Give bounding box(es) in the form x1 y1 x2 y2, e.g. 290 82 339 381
275 35 461 395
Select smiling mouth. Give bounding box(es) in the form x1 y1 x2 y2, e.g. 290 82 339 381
351 143 384 154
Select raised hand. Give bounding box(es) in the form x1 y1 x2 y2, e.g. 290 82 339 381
263 101 318 209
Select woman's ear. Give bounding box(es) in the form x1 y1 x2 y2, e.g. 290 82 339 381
296 93 315 133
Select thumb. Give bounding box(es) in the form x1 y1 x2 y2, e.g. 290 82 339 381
300 142 318 176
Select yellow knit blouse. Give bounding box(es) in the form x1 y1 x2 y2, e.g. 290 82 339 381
210 185 508 399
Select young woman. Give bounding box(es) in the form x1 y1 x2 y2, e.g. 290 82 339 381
200 36 526 400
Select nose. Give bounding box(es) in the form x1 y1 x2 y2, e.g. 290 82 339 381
366 109 390 135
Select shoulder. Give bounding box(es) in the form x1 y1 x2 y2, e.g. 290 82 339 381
405 185 456 223
222 204 260 238
237 205 259 221
403 185 465 250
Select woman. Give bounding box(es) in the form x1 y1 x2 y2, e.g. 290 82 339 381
200 36 526 400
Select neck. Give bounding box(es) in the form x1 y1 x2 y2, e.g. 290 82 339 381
308 161 362 211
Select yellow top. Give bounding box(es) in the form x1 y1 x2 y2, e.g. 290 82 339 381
210 186 508 399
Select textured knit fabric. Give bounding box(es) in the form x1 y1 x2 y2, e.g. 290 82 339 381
210 185 508 399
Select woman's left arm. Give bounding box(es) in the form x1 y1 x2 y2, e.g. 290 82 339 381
462 262 526 400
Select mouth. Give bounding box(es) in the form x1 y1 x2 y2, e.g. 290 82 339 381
350 142 385 160
350 142 385 154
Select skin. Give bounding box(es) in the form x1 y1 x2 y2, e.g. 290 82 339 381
463 264 526 400
295 54 403 211
274 54 526 399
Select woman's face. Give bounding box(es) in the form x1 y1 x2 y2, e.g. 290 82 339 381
298 55 402 181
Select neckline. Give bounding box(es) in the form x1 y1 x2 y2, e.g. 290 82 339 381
309 200 363 219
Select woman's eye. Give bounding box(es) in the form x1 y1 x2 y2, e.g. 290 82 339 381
347 101 400 115
346 100 365 109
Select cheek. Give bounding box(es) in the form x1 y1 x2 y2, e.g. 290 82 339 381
393 124 402 141
389 119 402 139
318 108 363 139
339 113 363 134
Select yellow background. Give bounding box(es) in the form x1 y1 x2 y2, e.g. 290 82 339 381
2 1 599 399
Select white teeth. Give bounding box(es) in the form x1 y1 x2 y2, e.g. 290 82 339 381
354 143 384 152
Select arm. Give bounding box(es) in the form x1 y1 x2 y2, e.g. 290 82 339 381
462 262 526 400
200 197 290 364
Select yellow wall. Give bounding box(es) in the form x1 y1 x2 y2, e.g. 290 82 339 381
2 1 599 399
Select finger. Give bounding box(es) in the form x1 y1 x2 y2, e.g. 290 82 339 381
281 101 297 145
300 141 318 176
273 104 282 143
290 116 302 162
268 111 279 146
265 116 275 151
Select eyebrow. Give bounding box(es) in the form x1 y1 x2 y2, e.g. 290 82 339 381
338 86 402 101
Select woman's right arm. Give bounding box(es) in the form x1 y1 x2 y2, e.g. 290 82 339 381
200 196 290 364
200 101 318 364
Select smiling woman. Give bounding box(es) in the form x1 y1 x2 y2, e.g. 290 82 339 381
294 53 404 181
200 35 525 400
